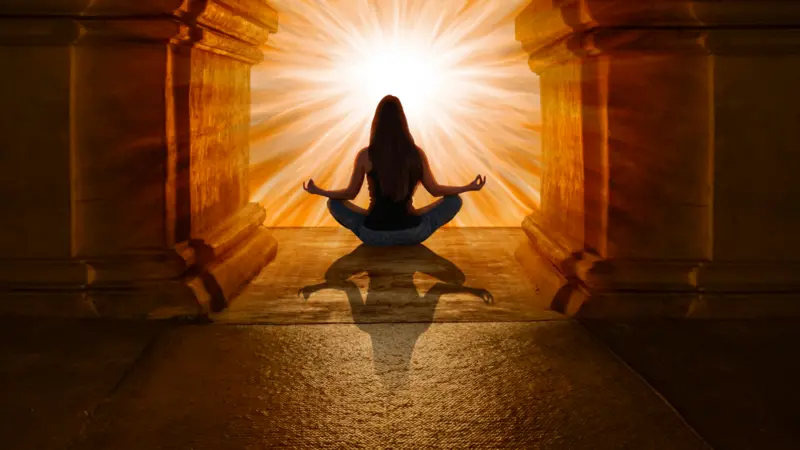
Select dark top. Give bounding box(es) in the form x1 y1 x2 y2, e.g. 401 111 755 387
363 171 422 231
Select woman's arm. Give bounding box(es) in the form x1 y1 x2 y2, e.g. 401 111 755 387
419 148 486 197
303 150 367 200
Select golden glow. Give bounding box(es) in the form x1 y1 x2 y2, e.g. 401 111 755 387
250 0 541 226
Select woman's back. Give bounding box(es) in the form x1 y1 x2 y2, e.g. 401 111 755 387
364 168 421 231
362 95 424 231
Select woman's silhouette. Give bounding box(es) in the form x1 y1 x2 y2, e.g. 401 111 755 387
302 95 487 246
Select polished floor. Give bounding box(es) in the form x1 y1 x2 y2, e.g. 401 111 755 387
214 228 564 324
3 229 799 450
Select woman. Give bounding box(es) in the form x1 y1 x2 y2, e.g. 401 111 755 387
302 95 486 246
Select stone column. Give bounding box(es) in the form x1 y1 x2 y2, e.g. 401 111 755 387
515 0 800 317
0 0 278 318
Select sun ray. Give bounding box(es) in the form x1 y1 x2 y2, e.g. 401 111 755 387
250 0 541 227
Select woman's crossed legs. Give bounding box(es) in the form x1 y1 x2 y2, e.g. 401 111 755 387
327 196 462 246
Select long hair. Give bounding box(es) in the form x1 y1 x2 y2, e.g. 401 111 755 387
368 95 422 202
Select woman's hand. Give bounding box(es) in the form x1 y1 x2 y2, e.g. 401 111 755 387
466 175 487 192
302 179 323 196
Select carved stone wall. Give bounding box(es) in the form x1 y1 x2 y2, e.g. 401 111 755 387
538 60 585 255
188 51 252 237
0 0 278 318
516 0 800 317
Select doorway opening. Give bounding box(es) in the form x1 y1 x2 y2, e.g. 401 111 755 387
248 0 542 227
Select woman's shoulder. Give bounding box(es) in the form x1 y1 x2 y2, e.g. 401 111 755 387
357 147 372 171
416 146 428 162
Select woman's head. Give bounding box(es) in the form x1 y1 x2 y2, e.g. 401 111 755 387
370 95 412 143
368 95 422 202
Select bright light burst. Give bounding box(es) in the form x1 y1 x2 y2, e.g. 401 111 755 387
250 0 542 227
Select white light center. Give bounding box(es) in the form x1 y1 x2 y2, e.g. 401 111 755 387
343 38 447 126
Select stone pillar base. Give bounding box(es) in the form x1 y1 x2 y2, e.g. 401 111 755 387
191 203 278 314
518 215 800 318
0 203 277 319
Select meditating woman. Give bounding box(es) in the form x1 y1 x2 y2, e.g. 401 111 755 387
302 95 486 246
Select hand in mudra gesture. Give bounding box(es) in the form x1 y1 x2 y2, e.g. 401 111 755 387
302 179 322 196
468 175 487 192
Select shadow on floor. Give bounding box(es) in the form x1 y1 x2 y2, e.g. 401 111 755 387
0 318 166 450
582 319 800 450
300 244 492 389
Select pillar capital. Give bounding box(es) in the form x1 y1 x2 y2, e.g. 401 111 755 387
518 1 800 73
516 0 800 51
0 0 277 64
0 0 277 26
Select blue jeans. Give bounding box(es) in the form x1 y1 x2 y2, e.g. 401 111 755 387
327 196 462 246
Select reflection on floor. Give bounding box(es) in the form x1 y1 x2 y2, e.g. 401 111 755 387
214 228 565 324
